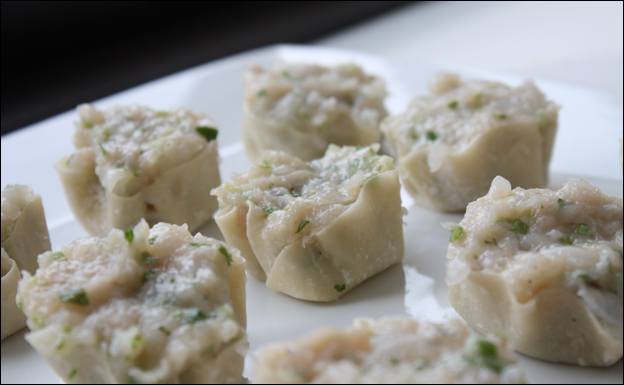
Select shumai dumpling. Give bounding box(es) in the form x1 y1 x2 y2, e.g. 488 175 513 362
382 73 559 212
56 104 222 236
212 144 404 302
250 317 525 384
446 176 623 367
17 220 247 384
243 62 388 162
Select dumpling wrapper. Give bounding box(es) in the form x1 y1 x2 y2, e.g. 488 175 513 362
1 248 27 341
55 105 221 236
382 73 559 212
446 177 623 367
213 144 404 302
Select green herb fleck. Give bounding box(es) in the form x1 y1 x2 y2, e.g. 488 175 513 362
68 369 78 381
56 339 65 351
426 131 438 141
58 288 89 306
448 100 459 109
450 227 464 243
559 236 574 245
485 239 498 246
29 277 50 286
158 326 171 336
258 161 272 169
297 220 310 233
474 340 504 374
257 89 267 97
218 245 233 266
190 243 206 247
143 269 159 283
579 273 598 283
147 237 158 245
179 308 208 324
125 229 134 244
131 332 146 350
389 357 400 366
98 142 109 156
5 223 13 237
335 284 346 293
576 224 592 237
82 119 93 129
125 167 139 177
349 159 361 176
156 111 169 117
557 198 572 209
196 127 218 142
263 206 274 215
30 313 45 328
494 113 507 119
494 332 508 342
66 154 75 167
498 219 530 235
140 252 157 266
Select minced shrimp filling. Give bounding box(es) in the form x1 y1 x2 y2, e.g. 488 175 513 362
384 73 557 154
71 104 218 188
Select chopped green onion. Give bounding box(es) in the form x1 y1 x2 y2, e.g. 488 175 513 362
125 229 134 244
538 115 550 132
292 193 302 198
158 326 171 336
426 131 438 141
179 308 208 324
131 333 146 350
58 288 89 306
557 198 572 209
579 273 597 283
30 313 46 328
140 252 157 266
98 142 109 156
56 339 65 351
474 340 504 374
576 224 592 237
257 89 267 97
49 252 67 262
559 236 574 245
297 220 310 233
68 369 78 381
6 223 13 237
448 100 459 109
66 154 75 167
498 219 530 235
196 127 218 142
263 206 274 215
349 159 361 176
190 243 206 247
143 269 159 283
389 357 400 366
147 237 158 245
156 111 169 117
450 227 464 243
335 284 346 293
82 120 93 129
494 113 507 119
258 161 272 169
484 239 498 246
218 245 233 266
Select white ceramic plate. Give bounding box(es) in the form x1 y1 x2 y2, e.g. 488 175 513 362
1 44 622 384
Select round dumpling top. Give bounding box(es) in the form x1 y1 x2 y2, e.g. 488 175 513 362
251 317 524 384
446 177 623 326
243 62 387 160
17 220 247 384
70 104 219 189
212 144 395 247
1 184 37 243
383 73 558 159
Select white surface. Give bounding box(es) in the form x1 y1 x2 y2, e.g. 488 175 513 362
1 45 623 384
319 1 624 99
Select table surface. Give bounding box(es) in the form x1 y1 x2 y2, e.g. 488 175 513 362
318 1 623 99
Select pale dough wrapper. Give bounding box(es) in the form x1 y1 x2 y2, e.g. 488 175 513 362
1 248 27 341
446 177 623 366
1 184 52 275
382 73 559 212
250 317 525 384
55 105 221 237
212 144 404 302
17 220 247 384
243 62 388 162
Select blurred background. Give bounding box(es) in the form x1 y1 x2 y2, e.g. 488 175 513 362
2 1 622 136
